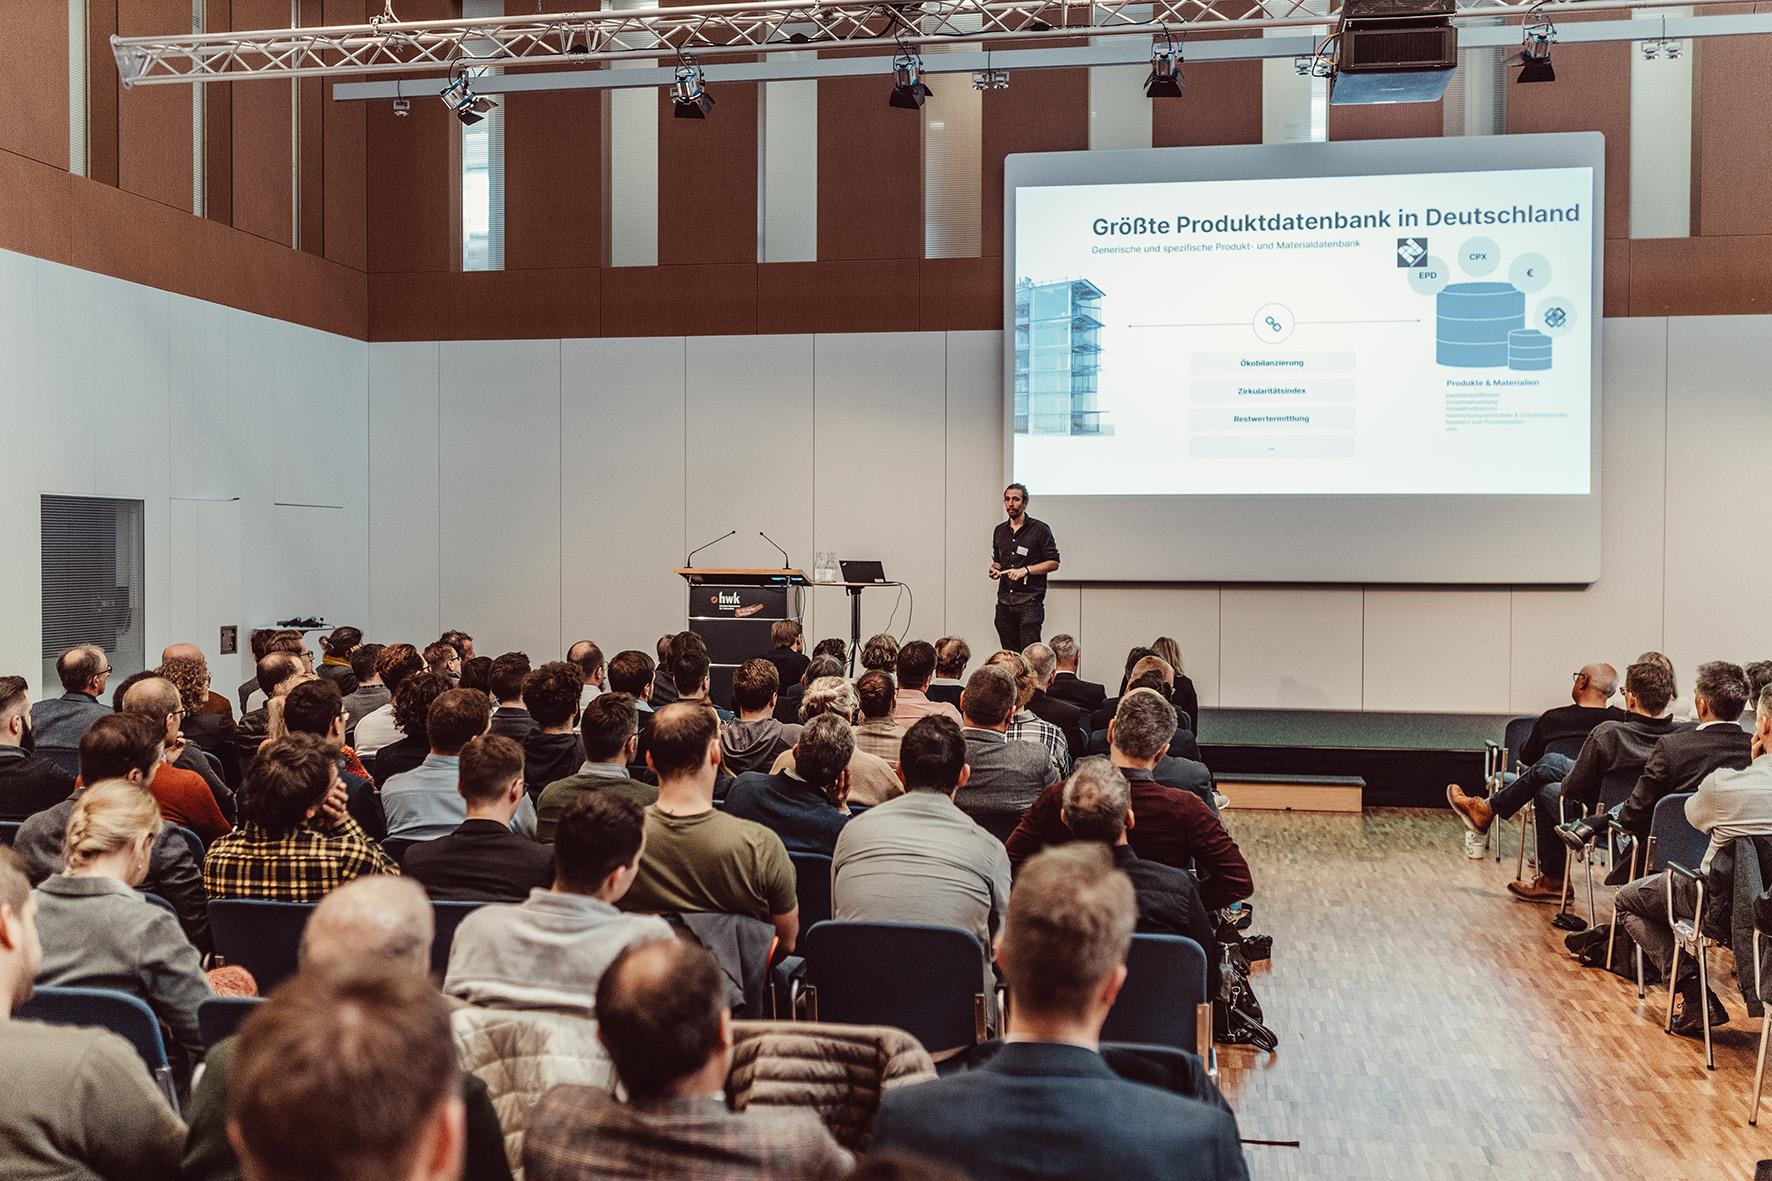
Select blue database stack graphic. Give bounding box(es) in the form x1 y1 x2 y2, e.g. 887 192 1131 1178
1435 281 1525 367
1506 328 1552 371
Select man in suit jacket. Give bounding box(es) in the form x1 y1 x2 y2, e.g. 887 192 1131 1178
1046 634 1107 712
955 665 1058 829
28 645 113 751
404 734 553 901
1023 642 1090 759
871 843 1249 1181
0 678 76 821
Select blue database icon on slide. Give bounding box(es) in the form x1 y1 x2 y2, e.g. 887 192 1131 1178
1435 282 1527 368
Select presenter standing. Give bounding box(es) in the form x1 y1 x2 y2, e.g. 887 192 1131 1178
990 483 1061 650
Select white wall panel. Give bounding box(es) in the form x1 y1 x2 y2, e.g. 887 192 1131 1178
942 331 1004 663
367 342 442 646
1509 318 1668 714
438 340 562 660
1220 587 1363 709
1364 589 1511 713
1663 317 1772 674
1077 586 1221 707
34 261 98 499
1042 585 1083 659
561 336 688 658
168 497 244 674
0 250 42 683
684 335 816 628
813 333 948 646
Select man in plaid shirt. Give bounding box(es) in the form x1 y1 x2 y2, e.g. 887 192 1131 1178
991 650 1072 781
204 732 398 901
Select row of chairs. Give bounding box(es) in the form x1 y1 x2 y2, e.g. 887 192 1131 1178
209 898 486 989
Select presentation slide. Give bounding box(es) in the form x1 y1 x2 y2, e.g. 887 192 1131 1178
1012 167 1593 497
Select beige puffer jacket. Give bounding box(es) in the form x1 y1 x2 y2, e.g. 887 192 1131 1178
452 1006 614 1180
727 1021 937 1151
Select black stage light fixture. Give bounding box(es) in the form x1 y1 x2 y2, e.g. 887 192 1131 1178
889 53 934 109
439 73 497 125
671 60 715 118
1515 21 1556 83
1144 35 1185 99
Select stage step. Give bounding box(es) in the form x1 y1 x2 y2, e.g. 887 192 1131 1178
1215 773 1365 813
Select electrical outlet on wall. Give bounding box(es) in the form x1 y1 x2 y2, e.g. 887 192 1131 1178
220 625 237 655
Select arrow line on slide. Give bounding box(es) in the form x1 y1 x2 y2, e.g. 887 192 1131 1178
1129 318 1423 328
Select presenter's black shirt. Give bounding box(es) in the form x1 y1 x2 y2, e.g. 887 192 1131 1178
992 516 1060 601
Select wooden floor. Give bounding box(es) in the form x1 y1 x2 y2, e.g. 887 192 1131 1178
1214 808 1771 1180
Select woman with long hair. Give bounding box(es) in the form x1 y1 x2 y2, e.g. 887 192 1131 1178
317 626 363 696
1151 636 1201 735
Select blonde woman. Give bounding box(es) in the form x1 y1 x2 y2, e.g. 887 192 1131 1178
770 676 903 806
263 671 319 743
1151 637 1200 736
33 779 213 1074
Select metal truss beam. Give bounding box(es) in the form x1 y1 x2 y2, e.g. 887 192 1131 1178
112 0 1746 87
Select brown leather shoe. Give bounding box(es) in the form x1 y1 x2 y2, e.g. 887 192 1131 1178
1507 874 1562 903
1447 784 1495 835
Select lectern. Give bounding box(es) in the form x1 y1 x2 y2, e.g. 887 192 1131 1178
675 568 808 705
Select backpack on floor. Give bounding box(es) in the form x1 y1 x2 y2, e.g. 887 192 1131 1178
1213 916 1278 1052
1564 923 1661 985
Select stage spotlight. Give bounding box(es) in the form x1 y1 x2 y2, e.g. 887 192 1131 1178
1514 16 1556 83
439 73 497 125
889 53 934 109
970 68 1009 91
671 60 714 118
1144 35 1184 99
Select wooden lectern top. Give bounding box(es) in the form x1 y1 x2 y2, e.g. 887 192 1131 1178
675 568 809 586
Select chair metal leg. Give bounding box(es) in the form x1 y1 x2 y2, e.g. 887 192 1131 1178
1607 841 1641 973
1700 944 1715 1071
1752 1012 1771 1125
1516 806 1531 881
1636 945 1646 999
1666 940 1682 1033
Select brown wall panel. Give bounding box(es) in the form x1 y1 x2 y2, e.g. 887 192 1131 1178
600 264 757 336
656 84 760 266
920 257 1002 331
1328 96 1442 141
503 88 602 270
117 0 195 212
449 268 599 339
0 150 76 265
981 69 1090 255
816 76 923 261
321 79 367 270
1153 35 1262 148
365 94 455 274
70 176 200 296
1507 40 1629 238
756 260 921 333
1629 235 1772 316
228 0 296 245
1691 32 1772 237
1603 238 1628 318
7 0 71 169
369 272 451 340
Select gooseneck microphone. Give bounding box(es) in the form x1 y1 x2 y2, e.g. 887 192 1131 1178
685 530 736 568
759 531 791 569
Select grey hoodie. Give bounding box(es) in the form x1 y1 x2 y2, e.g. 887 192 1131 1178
721 717 803 776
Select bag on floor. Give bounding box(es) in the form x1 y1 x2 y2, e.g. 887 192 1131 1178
1564 923 1661 985
1213 922 1278 1052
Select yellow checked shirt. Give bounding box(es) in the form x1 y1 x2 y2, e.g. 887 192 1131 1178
202 816 399 901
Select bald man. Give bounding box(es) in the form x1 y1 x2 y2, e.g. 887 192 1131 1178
182 876 515 1181
121 677 234 843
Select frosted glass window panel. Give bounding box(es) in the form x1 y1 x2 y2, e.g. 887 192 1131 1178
1443 43 1506 137
1629 6 1693 239
924 43 983 258
1262 23 1329 144
69 0 87 175
759 66 818 263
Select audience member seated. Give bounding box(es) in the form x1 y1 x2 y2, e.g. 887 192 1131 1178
339 642 387 734
567 640 607 711
765 620 810 692
523 662 591 799
234 651 305 755
460 656 494 695
159 649 240 786
1617 685 1772 1036
892 641 963 730
425 640 463 683
0 676 75 821
386 688 536 841
525 938 850 1181
32 779 211 1074
1009 690 1253 911
927 636 971 708
373 670 453 787
1062 757 1217 992
235 629 275 713
1093 661 1203 762
1746 661 1772 731
869 844 1248 1181
404 735 554 901
1563 660 1752 853
184 875 514 1181
0 845 186 1179
620 704 799 952
15 715 212 951
671 647 733 722
723 714 854 855
446 791 672 1014
607 649 658 760
832 716 1010 1005
352 642 423 757
956 665 1058 829
537 694 655 843
1045 634 1106 711
282 679 386 840
122 676 234 842
853 670 903 765
227 965 466 1181
204 733 398 902
771 675 903 806
861 633 901 676
161 642 235 721
1448 659 1676 901
315 626 361 696
775 653 844 726
720 659 803 775
488 653 537 743
1151 637 1202 739
245 633 313 716
30 645 114 750
650 634 682 708
1023 642 1089 759
989 650 1072 781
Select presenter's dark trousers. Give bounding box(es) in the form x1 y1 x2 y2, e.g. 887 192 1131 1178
995 596 1045 651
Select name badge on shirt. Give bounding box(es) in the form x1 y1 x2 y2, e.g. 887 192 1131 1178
1016 545 1029 557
